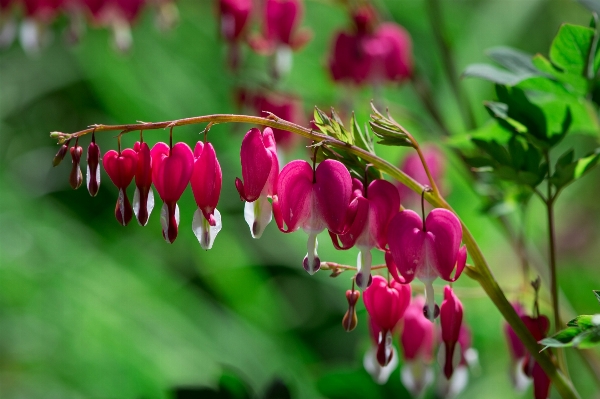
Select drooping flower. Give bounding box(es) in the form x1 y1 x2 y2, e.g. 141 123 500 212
69 143 83 190
399 295 435 397
329 178 399 289
504 302 531 392
397 146 445 208
52 141 70 167
437 322 479 399
363 275 411 367
249 0 310 54
103 147 138 226
132 140 154 226
521 314 551 399
439 286 464 380
386 208 467 319
235 127 279 239
364 316 399 385
151 141 194 243
342 288 360 332
86 135 101 197
190 141 223 250
81 0 146 51
217 0 251 69
328 7 412 86
272 158 352 274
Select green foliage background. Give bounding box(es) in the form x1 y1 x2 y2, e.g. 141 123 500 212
1 0 599 398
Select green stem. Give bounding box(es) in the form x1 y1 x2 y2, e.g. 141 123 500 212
50 114 580 399
425 0 477 131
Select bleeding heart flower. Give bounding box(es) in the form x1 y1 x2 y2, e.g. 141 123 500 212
386 208 467 319
249 0 310 54
330 178 399 289
218 0 252 69
364 316 399 385
132 141 154 226
235 127 279 239
103 148 138 226
69 144 83 190
272 158 352 274
521 314 551 399
191 141 223 250
151 141 194 243
504 302 530 392
399 295 435 397
363 275 411 367
86 136 101 197
439 286 463 380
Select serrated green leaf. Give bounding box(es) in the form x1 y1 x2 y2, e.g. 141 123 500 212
540 327 582 348
472 138 512 166
567 315 596 329
350 112 373 153
376 138 413 147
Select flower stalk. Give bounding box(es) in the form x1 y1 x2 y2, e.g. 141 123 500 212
50 113 580 399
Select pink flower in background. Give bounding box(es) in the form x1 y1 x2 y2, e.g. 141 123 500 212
437 322 479 399
386 208 466 320
252 92 302 152
191 141 223 250
249 0 310 54
521 314 551 399
86 135 101 197
400 295 435 397
18 0 63 52
328 6 412 86
103 147 138 226
217 0 251 69
363 275 411 367
397 146 445 208
273 159 351 274
329 178 399 289
151 141 194 243
132 140 154 226
81 0 146 51
235 127 279 239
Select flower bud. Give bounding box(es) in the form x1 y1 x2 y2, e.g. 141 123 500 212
86 138 101 197
342 289 360 332
69 145 83 189
439 286 463 380
53 143 69 167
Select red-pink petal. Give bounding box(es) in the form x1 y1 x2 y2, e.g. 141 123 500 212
191 142 222 225
532 362 551 399
274 160 313 232
426 209 463 281
152 142 194 202
236 128 273 202
103 148 138 189
363 275 411 332
364 179 400 250
387 210 426 283
314 159 352 234
401 296 434 361
440 285 463 379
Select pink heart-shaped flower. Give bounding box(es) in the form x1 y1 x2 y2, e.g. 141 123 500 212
103 149 138 189
151 142 194 203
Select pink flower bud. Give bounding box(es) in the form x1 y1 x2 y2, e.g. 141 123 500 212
151 142 194 243
218 0 251 43
191 141 223 250
330 178 400 289
86 138 101 197
132 141 154 226
273 159 352 274
69 145 83 190
386 208 467 319
53 143 69 167
440 286 463 379
103 148 138 226
235 127 279 239
342 289 360 332
363 275 411 366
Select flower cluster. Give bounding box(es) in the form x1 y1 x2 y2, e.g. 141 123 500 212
0 0 177 52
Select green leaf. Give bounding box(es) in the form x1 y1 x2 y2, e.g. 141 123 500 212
541 314 600 349
463 64 528 85
351 112 373 153
594 290 600 305
551 147 600 189
574 149 600 178
540 327 583 348
472 138 512 166
487 46 540 75
550 24 595 76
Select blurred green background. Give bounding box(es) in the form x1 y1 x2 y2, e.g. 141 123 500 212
1 0 599 398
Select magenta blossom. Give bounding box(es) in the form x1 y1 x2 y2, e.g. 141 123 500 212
132 140 154 226
439 286 464 380
191 141 223 250
437 322 479 399
364 316 399 385
252 92 302 152
235 127 279 239
217 0 251 69
249 0 310 54
103 148 138 226
363 275 411 367
86 135 101 197
329 178 399 289
151 142 194 243
386 208 467 319
272 158 352 274
400 295 435 397
521 314 551 399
